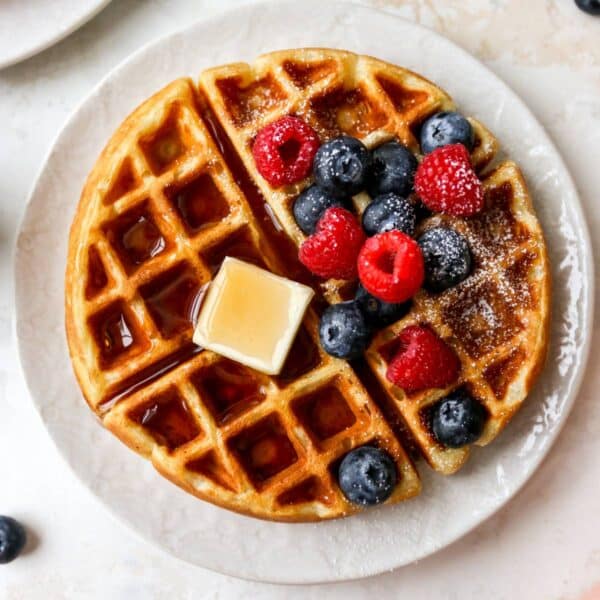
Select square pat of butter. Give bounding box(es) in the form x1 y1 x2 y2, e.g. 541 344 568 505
193 257 315 375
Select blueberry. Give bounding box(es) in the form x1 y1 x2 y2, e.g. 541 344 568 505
431 390 487 448
338 446 397 506
420 111 474 154
367 141 417 198
355 284 410 328
575 0 600 15
293 184 346 234
0 516 27 564
418 227 472 292
319 301 370 360
362 193 416 236
313 136 371 198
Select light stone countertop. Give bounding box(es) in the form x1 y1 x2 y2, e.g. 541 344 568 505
1 1 599 598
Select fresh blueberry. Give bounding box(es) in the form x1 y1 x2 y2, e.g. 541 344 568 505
420 111 474 154
575 0 600 15
367 141 418 198
0 516 27 564
362 193 416 236
355 284 410 328
338 446 397 506
431 390 487 448
293 184 346 234
418 227 472 292
319 301 370 360
313 136 371 198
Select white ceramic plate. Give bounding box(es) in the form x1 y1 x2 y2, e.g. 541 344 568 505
0 0 111 70
14 0 593 584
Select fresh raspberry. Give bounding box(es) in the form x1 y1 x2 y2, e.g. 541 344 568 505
299 207 365 280
386 325 459 393
357 231 424 303
252 116 320 187
414 144 484 216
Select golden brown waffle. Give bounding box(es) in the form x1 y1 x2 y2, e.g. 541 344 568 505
365 161 550 473
198 48 549 475
199 48 499 302
65 77 420 522
66 49 550 521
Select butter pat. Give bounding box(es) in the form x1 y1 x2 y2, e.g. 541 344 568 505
193 257 314 375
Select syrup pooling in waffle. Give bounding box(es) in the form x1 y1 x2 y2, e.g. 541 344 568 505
66 75 420 522
66 49 549 521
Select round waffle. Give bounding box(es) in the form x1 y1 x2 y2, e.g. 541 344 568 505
66 49 550 520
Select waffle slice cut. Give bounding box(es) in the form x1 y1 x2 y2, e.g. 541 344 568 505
365 161 551 474
66 77 420 521
199 48 499 303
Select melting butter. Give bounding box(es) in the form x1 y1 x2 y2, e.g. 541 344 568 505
193 257 314 375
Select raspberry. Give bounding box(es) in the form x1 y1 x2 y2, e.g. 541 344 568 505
252 116 320 187
386 325 459 393
299 207 365 279
414 144 484 216
357 231 424 303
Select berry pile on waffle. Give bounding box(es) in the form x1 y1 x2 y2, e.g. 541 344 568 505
66 48 550 521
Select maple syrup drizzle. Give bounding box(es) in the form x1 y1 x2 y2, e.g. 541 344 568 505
99 343 202 413
131 390 200 450
293 385 356 442
104 205 167 273
99 97 330 412
167 172 231 233
140 107 186 175
216 74 287 127
201 227 267 275
186 450 236 491
228 414 298 486
122 215 165 265
275 326 320 384
277 476 332 506
192 360 267 426
89 302 143 368
350 359 422 461
104 159 138 205
197 92 318 290
189 282 210 327
85 245 109 299
140 264 206 339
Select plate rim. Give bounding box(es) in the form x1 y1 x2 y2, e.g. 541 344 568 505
0 0 112 70
12 0 595 583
